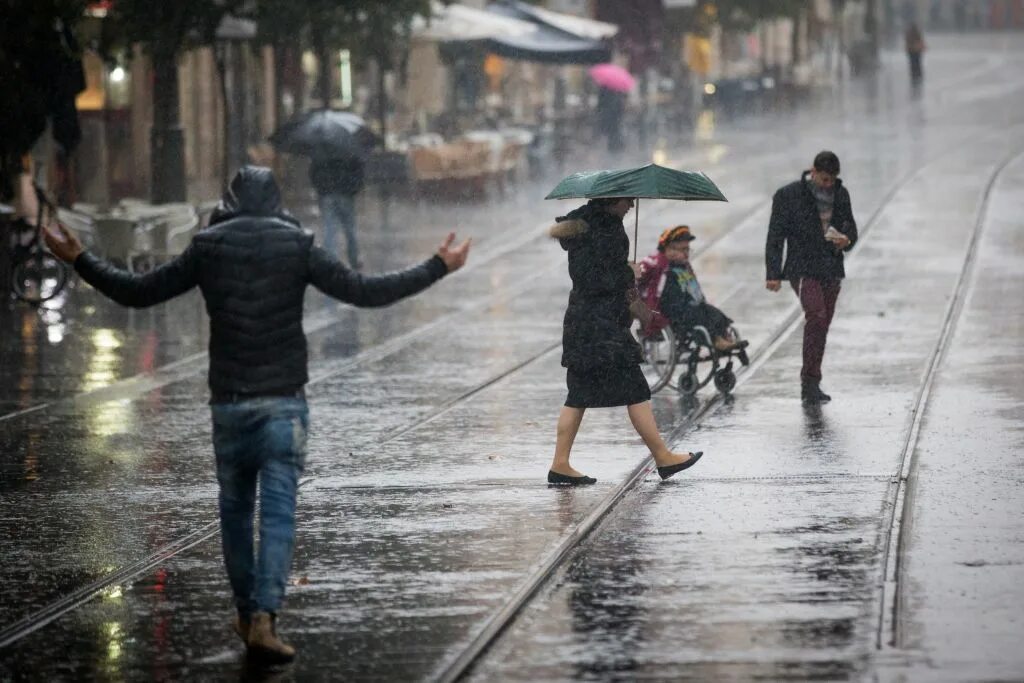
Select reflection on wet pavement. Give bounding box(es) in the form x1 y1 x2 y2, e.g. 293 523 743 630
470 479 882 681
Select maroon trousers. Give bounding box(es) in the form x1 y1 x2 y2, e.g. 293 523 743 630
790 277 841 383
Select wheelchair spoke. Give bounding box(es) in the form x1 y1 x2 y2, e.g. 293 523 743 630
637 324 677 393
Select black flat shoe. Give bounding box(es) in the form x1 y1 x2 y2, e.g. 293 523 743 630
547 470 597 486
656 451 703 481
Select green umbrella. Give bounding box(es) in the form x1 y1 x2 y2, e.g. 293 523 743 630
545 163 727 260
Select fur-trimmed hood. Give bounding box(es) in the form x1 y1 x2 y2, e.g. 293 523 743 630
549 202 603 242
549 218 589 240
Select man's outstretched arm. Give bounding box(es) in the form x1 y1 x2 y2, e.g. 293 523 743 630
308 232 471 307
45 221 199 307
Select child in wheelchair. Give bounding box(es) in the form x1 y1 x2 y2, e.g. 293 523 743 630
635 225 747 355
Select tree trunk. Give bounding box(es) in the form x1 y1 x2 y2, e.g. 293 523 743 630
312 28 331 108
865 0 879 66
760 23 770 72
376 59 387 149
150 48 186 202
215 43 230 188
273 41 288 126
791 7 802 66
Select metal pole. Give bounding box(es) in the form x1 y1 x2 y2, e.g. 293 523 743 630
633 198 640 262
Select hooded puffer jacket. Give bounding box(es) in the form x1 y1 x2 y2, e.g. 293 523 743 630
74 166 447 398
550 202 643 371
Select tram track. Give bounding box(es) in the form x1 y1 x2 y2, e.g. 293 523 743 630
876 146 1024 651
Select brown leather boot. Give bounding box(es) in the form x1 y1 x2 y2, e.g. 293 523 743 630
247 612 295 663
232 614 250 644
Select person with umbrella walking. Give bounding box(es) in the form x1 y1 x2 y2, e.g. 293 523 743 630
590 64 634 153
310 152 364 268
270 109 376 269
42 166 472 663
547 196 702 485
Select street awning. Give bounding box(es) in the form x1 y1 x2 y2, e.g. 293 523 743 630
487 1 618 40
411 2 538 42
412 1 612 65
484 24 611 64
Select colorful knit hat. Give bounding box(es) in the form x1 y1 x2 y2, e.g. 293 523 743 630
657 225 695 251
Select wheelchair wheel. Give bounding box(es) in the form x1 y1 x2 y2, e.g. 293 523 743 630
678 370 700 395
714 367 737 394
12 251 69 304
676 326 718 395
638 325 677 393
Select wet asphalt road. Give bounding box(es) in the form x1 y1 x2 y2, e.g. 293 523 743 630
2 34 1023 681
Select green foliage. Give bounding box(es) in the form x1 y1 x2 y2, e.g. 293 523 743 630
254 0 434 65
104 0 246 59
701 0 810 32
0 0 88 78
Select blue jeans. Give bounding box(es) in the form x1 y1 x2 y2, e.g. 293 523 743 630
212 396 308 617
318 192 359 267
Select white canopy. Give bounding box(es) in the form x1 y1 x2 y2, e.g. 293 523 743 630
411 2 539 42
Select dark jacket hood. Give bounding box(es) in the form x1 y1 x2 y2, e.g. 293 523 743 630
801 170 844 192
209 165 298 226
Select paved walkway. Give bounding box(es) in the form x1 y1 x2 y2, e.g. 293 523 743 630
1 35 1022 681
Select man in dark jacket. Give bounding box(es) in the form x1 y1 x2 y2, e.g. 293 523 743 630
43 166 471 663
765 151 857 404
310 153 364 268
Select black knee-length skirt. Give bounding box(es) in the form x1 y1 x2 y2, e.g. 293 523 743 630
565 364 651 408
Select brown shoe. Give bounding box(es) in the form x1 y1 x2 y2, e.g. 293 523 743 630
713 336 737 352
247 612 295 664
233 614 250 644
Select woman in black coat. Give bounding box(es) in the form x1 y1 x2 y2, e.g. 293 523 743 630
547 197 703 485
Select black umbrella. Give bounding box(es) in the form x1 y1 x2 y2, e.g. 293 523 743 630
269 109 378 158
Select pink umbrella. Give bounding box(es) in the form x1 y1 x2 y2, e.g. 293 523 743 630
588 63 636 93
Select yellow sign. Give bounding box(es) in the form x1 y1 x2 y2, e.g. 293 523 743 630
685 34 712 76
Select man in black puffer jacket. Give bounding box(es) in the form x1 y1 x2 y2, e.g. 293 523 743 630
765 151 857 404
44 166 470 663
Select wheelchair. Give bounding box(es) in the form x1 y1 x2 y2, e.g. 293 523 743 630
637 320 749 396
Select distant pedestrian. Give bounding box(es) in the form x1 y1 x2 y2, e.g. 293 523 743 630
310 152 365 268
43 166 471 664
547 197 702 485
765 151 858 404
596 86 625 153
905 23 926 86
